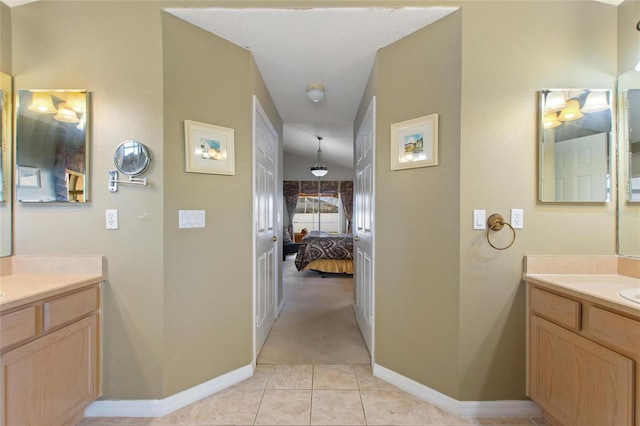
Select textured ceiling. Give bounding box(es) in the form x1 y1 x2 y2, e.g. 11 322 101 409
166 7 458 169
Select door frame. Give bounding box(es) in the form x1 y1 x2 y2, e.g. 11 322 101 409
252 95 281 367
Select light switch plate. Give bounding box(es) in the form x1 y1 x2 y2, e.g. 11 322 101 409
473 210 486 230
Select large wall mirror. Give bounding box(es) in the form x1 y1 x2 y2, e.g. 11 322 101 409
617 68 640 257
538 89 612 202
0 73 12 257
16 90 89 202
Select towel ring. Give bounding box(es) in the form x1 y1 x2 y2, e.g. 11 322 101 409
486 214 516 250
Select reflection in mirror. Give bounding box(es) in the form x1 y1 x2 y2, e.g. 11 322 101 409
617 69 640 257
538 89 612 202
16 90 88 202
0 73 12 257
114 140 151 177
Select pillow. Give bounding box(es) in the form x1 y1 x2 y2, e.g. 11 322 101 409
283 227 292 243
308 230 328 237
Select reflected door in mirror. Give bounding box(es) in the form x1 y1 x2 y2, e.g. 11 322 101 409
16 90 89 202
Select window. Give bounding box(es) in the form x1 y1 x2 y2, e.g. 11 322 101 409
293 194 342 233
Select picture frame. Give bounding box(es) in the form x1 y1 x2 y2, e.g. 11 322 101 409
390 113 438 170
184 120 235 175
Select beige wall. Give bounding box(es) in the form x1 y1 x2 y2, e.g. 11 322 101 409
11 1 166 399
10 1 282 400
161 12 256 397
618 0 640 74
0 2 10 73
374 11 462 399
617 0 640 257
7 0 625 404
458 1 617 400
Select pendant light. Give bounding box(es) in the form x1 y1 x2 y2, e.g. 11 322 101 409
310 136 328 177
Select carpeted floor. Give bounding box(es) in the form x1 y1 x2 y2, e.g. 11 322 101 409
256 256 371 365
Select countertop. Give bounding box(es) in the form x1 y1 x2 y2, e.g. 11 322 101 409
0 274 104 312
524 273 640 319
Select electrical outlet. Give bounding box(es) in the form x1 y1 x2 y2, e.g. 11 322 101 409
106 209 119 230
510 208 524 229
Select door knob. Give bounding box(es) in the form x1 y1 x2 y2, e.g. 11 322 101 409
272 236 278 241
354 236 360 241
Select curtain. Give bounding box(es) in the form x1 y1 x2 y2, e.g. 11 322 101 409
283 181 301 238
340 181 353 234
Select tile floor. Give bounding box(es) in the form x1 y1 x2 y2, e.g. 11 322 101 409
79 364 546 426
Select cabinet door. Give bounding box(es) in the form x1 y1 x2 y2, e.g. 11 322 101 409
529 315 634 426
1 315 98 426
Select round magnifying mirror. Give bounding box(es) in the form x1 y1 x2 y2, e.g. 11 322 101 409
113 140 151 177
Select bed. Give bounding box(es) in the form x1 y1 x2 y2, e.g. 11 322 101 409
294 234 354 274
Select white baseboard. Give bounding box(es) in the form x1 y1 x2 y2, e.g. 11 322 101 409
373 363 540 419
277 299 285 317
85 361 539 419
84 363 254 418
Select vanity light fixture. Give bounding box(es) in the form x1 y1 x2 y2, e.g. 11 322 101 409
557 99 584 121
543 91 567 112
53 103 80 124
65 92 86 113
543 111 561 129
581 90 610 113
310 136 328 177
27 92 57 114
306 84 325 103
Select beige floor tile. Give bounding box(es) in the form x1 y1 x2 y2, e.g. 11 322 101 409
78 418 155 425
360 389 422 425
267 365 314 389
313 365 358 390
254 389 312 425
353 365 398 391
235 364 274 390
311 389 365 425
157 388 264 425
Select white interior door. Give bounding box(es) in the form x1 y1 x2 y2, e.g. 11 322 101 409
354 97 375 358
254 96 278 359
554 133 608 201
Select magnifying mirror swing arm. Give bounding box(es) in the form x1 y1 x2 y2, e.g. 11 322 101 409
108 170 148 192
108 140 151 192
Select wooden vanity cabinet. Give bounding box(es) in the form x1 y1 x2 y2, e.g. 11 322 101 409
527 285 639 426
0 284 101 426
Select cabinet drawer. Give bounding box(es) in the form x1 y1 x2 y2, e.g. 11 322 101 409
43 286 99 331
0 306 38 351
586 306 640 356
530 287 581 331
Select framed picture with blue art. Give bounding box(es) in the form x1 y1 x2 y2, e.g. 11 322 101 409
184 120 235 175
390 113 438 170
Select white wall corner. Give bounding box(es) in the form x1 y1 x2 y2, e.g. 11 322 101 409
372 363 541 419
85 363 254 418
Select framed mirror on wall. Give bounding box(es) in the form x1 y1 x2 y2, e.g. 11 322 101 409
538 89 612 203
0 73 12 257
617 68 640 257
16 90 89 202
